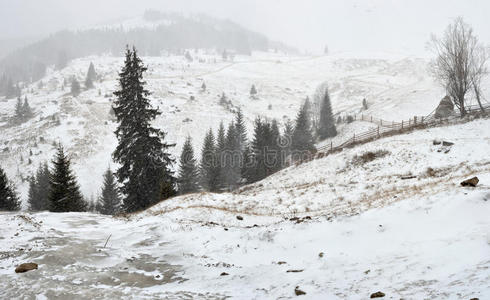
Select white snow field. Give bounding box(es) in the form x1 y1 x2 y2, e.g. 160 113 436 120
1 118 489 299
0 50 450 200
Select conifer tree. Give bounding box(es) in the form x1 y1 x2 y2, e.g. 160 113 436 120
292 100 316 154
234 108 247 151
71 77 81 96
219 92 227 106
22 96 33 119
282 120 294 163
14 96 23 121
250 84 257 97
27 176 38 210
270 119 282 172
250 117 272 182
85 62 96 89
177 137 200 194
112 47 175 213
98 168 120 215
317 89 337 140
49 144 86 212
223 122 240 190
37 162 51 209
0 166 20 211
200 129 219 192
241 144 256 184
215 122 227 190
28 163 51 211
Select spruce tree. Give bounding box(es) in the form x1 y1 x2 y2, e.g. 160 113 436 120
292 100 316 154
224 122 240 190
0 166 20 211
241 145 255 184
98 168 120 215
36 162 50 210
317 89 337 140
112 47 175 213
251 117 271 182
200 129 219 192
27 175 38 210
215 122 227 190
219 92 227 106
234 108 247 151
177 137 200 194
270 119 282 172
49 144 86 212
22 96 33 119
71 78 81 96
14 96 23 122
86 62 96 88
250 84 257 97
28 163 51 211
282 120 294 164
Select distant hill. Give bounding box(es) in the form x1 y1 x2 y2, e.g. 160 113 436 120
0 10 295 91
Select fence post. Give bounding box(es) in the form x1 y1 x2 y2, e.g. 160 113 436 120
353 133 355 143
421 116 424 124
377 126 380 138
401 120 404 129
361 114 363 121
330 141 333 151
380 119 382 126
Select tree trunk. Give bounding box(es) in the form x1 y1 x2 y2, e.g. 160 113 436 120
474 85 485 112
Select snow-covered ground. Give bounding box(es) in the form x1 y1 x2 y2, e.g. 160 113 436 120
0 50 459 202
1 119 489 299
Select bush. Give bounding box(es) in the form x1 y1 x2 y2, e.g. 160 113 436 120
351 150 390 166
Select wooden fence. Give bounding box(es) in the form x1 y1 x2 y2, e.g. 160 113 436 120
315 103 490 157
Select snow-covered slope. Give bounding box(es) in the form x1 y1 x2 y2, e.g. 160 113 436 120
1 119 489 299
0 51 454 202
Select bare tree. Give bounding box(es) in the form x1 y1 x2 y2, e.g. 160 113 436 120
429 17 488 116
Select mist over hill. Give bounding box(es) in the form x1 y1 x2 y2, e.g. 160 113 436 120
0 10 294 88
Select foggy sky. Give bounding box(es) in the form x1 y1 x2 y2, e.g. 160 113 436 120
1 0 489 55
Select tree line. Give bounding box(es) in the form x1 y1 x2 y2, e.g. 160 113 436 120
0 11 283 89
1 46 336 214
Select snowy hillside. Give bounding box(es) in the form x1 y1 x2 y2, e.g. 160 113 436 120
1 119 489 299
0 50 456 202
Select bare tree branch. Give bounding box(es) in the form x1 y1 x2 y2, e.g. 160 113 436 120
429 17 488 116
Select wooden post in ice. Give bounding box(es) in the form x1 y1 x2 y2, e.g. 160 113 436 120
330 141 333 151
401 120 404 129
353 133 355 143
377 126 380 138
414 116 417 125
